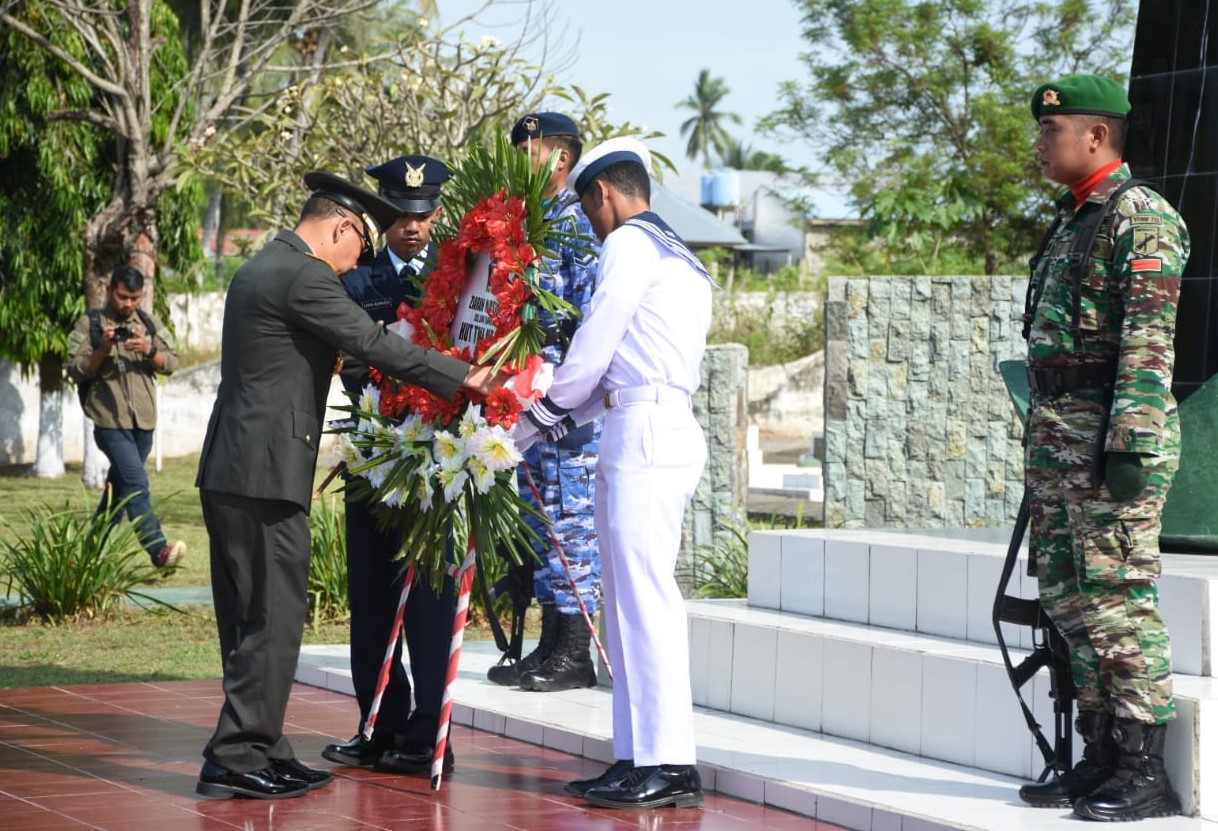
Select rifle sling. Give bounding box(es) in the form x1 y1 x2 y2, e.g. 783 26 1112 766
992 492 1061 771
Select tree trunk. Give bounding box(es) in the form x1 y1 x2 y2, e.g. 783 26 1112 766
82 418 108 489
31 354 65 479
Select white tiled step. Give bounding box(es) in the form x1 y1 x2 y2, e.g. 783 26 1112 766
296 641 1218 831
748 529 1218 677
687 598 1218 818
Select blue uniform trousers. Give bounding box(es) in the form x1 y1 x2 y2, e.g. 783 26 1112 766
344 481 455 744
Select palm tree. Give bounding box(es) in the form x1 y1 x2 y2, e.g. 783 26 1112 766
678 69 742 168
720 137 788 174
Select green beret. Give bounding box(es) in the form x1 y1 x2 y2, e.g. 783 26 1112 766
1031 74 1130 120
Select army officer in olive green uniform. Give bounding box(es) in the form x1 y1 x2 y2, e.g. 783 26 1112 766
195 172 500 801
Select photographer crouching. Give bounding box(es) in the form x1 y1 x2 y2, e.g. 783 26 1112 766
67 265 186 572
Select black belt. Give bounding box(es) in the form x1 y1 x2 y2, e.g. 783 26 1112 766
1026 362 1116 397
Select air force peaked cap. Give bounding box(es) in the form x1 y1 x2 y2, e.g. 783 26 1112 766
570 136 651 197
365 155 452 213
510 112 580 146
303 171 401 241
1031 74 1130 120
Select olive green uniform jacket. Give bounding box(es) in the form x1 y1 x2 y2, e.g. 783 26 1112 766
196 230 469 509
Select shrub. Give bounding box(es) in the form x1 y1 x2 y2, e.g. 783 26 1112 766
693 513 750 599
0 497 176 624
307 494 350 625
709 290 823 366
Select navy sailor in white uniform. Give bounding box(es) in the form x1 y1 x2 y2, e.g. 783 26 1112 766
517 136 712 810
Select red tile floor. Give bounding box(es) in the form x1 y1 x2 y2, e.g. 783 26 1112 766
0 680 841 831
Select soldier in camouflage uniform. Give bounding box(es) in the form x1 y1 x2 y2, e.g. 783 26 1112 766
485 113 603 692
1017 75 1187 822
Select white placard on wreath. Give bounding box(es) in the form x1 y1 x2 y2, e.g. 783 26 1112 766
451 251 501 352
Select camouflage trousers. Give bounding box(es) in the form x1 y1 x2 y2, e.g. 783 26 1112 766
518 427 602 616
1025 393 1179 724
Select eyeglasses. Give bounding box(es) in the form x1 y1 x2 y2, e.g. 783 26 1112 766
338 210 374 258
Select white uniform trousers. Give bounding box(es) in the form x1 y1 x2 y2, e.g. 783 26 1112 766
596 397 706 765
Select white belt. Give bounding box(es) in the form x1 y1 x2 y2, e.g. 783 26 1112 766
603 385 691 409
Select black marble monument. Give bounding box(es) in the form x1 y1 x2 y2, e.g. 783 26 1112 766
1126 0 1218 401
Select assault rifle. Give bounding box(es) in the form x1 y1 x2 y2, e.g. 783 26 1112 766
992 492 1076 782
993 359 1075 782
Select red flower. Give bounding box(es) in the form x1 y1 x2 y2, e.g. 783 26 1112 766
494 277 532 321
484 386 522 428
401 186 548 426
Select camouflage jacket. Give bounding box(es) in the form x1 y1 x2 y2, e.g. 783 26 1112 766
536 189 599 366
1026 163 1189 455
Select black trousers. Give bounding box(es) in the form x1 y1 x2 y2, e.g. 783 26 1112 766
345 483 456 745
200 489 309 773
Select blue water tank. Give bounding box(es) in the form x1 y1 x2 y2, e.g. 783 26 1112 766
700 168 740 208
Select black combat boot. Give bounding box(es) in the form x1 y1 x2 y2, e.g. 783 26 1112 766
1019 710 1116 807
1073 719 1180 821
519 612 597 692
487 604 557 687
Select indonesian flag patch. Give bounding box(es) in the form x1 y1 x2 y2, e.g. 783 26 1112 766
1131 258 1163 273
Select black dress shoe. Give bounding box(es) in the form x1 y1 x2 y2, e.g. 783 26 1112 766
565 759 635 797
270 757 335 790
321 734 391 768
583 764 703 809
376 742 455 775
195 760 309 800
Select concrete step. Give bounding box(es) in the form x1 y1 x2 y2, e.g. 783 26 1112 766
296 640 1218 831
686 597 1216 817
747 528 1218 678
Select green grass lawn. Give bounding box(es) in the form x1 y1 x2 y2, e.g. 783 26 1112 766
0 454 506 689
0 606 352 689
0 453 211 587
0 453 356 688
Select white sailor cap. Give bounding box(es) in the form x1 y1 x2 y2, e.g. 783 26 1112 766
570 136 651 197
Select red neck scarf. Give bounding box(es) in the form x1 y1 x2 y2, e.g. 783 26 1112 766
1070 159 1123 204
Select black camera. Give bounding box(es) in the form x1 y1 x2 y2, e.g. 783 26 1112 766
113 325 133 341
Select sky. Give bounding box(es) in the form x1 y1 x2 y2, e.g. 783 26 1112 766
436 0 817 178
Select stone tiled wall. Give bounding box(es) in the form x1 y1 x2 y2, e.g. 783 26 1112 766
681 343 749 591
823 276 1027 528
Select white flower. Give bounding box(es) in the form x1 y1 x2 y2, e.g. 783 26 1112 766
467 455 496 494
366 461 388 490
433 430 466 468
417 480 435 512
400 413 434 445
336 435 363 468
458 406 485 440
438 467 469 503
468 428 522 473
279 129 293 141
480 35 501 48
418 17 429 28
358 384 381 416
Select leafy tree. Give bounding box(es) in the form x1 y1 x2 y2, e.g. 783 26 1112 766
0 1 200 478
760 0 1135 275
192 18 557 232
0 0 518 481
678 68 742 169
